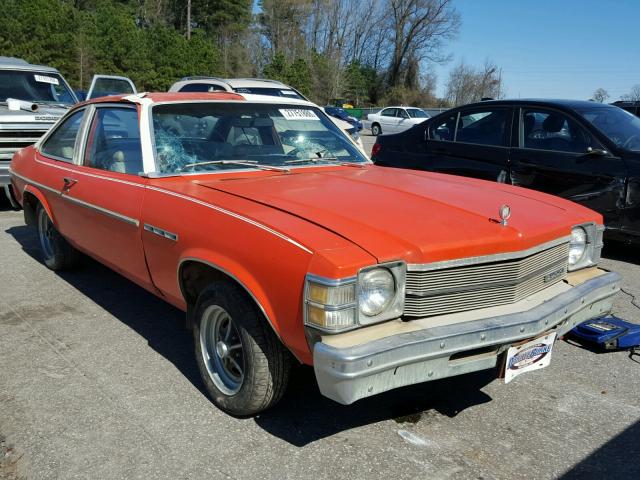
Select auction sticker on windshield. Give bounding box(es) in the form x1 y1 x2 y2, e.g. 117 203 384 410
504 332 557 383
34 75 59 85
279 109 319 121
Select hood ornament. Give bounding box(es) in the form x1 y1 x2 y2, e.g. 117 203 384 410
499 204 511 226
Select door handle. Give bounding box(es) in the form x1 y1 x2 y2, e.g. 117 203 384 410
62 177 77 193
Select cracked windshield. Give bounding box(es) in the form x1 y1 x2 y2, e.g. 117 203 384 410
152 102 368 173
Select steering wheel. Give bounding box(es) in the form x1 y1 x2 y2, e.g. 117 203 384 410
623 134 639 150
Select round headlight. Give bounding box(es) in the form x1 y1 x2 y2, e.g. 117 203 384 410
359 268 395 317
569 227 587 265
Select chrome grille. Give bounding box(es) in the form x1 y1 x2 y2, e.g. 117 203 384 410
0 129 49 160
404 242 569 318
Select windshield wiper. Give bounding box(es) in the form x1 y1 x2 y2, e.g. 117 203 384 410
284 157 365 168
182 159 290 173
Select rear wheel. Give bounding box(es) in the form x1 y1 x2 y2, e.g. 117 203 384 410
371 123 382 136
36 205 80 270
193 282 291 416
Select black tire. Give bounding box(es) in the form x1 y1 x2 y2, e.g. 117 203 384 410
371 123 381 136
193 282 291 416
36 204 81 270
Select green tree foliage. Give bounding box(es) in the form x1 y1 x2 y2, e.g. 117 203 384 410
0 0 222 91
0 0 463 106
0 0 78 83
263 53 312 97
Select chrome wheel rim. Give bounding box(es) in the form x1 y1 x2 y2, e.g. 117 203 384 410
200 305 244 395
37 209 55 260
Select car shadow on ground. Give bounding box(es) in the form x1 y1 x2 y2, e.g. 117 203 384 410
602 241 640 265
6 224 495 446
559 419 640 479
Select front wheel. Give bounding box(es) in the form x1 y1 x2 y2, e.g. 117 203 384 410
193 282 291 416
371 123 382 136
36 205 80 270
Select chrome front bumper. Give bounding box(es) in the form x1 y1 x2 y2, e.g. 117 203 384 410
313 271 621 404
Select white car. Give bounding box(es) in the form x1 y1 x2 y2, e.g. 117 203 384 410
366 106 430 135
169 77 365 154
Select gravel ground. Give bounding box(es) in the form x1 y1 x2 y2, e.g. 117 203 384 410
1 201 639 480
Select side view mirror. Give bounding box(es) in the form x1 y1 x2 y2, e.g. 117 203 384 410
586 147 608 156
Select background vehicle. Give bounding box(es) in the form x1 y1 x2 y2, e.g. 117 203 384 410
371 99 640 243
0 56 78 206
75 74 137 101
366 106 430 135
612 100 640 117
10 92 619 416
169 77 366 153
169 76 304 99
324 106 363 131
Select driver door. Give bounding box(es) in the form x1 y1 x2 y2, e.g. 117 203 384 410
510 107 628 229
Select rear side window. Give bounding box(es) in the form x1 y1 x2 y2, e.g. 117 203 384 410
381 108 397 117
455 109 510 147
84 107 142 175
40 110 84 161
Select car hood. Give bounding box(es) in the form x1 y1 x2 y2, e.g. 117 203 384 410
195 166 596 264
0 103 69 125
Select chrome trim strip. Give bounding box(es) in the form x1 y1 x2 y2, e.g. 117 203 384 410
407 235 571 272
61 194 140 227
144 223 178 241
34 158 145 186
146 185 312 254
306 273 357 286
9 169 60 195
10 169 139 227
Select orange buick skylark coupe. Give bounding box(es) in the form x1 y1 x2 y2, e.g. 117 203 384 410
10 92 621 415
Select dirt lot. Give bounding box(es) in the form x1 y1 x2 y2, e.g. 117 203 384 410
1 202 639 480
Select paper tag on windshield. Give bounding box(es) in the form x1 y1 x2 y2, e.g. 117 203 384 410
34 75 59 85
279 108 319 121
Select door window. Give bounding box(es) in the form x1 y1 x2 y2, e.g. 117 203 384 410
455 109 509 146
87 77 136 100
84 107 143 175
40 110 85 161
380 108 397 117
397 109 410 119
520 108 600 153
429 113 457 141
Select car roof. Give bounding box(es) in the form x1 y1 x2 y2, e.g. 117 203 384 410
175 77 293 89
79 92 246 106
78 91 322 107
235 93 316 107
380 106 424 110
0 56 60 73
455 98 615 110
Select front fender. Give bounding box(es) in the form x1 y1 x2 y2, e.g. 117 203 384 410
177 247 313 362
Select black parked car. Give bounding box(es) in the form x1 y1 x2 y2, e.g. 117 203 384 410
371 99 640 243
